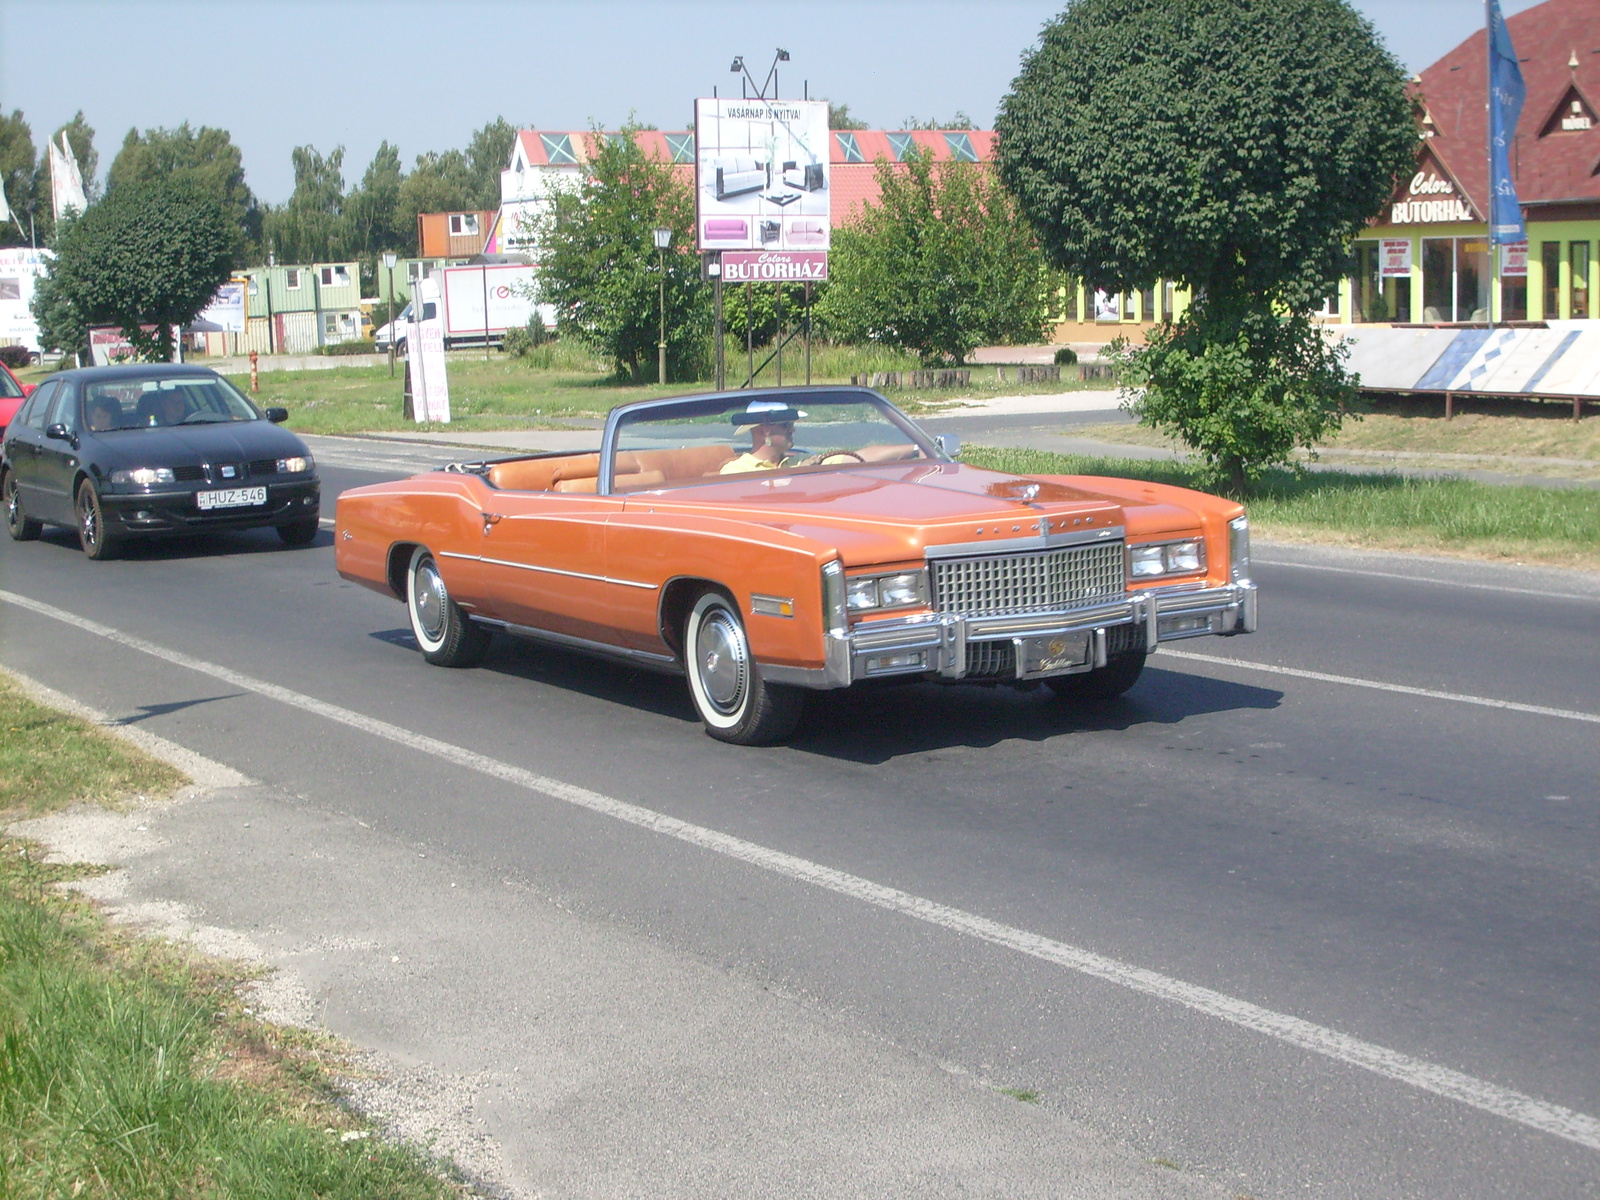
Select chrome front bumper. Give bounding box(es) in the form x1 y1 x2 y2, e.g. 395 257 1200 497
763 580 1258 690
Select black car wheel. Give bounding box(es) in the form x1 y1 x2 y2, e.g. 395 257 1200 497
683 590 804 745
277 515 320 546
407 546 490 666
1046 651 1147 702
3 468 41 541
75 478 120 560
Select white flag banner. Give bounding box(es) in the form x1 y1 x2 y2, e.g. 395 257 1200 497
50 131 88 222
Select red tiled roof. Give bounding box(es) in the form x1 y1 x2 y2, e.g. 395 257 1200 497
1416 0 1600 213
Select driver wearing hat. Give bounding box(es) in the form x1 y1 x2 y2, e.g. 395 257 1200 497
720 400 807 474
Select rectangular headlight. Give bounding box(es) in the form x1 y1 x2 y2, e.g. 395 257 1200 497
111 467 175 486
276 455 313 474
846 578 880 610
1129 544 1165 577
1165 541 1202 573
876 573 924 607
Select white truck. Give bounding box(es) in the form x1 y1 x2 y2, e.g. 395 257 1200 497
374 263 550 353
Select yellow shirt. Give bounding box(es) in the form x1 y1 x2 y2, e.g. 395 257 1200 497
719 452 779 474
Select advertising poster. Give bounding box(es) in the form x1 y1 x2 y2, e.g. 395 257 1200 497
1380 238 1413 277
409 316 451 423
695 97 830 253
1500 241 1528 277
1093 290 1121 322
198 281 248 332
721 250 829 283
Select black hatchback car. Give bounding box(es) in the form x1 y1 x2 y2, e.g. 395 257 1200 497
2 364 320 559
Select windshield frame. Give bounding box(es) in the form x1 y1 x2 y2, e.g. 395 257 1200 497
599 387 944 496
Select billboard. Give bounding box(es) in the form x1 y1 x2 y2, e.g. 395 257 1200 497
695 97 830 253
197 280 248 333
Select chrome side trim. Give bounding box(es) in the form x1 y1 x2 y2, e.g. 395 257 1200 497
924 524 1125 559
475 617 683 674
478 554 658 591
439 550 477 561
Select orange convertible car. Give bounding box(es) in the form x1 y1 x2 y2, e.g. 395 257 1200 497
335 387 1257 744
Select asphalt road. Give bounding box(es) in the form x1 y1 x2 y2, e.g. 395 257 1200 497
1 442 1597 1199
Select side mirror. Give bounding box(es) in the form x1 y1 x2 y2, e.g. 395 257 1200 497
21 383 35 397
934 433 960 459
264 407 289 424
45 422 73 443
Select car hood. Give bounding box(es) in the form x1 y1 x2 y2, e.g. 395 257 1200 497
634 462 1130 565
87 421 312 471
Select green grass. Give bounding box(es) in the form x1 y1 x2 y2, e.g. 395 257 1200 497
225 342 1106 437
995 1087 1041 1104
0 679 186 817
0 680 470 1199
961 445 1600 570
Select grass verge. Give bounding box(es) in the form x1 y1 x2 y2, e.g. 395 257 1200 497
224 346 1108 437
961 445 1600 570
0 679 470 1198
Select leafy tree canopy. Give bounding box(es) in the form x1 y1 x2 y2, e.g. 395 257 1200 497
464 117 518 211
996 0 1416 311
39 177 235 361
535 126 705 381
827 102 869 131
996 0 1416 492
899 112 975 130
109 123 257 262
0 111 36 247
344 140 405 259
817 152 1049 365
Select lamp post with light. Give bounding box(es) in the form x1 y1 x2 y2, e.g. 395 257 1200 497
382 251 398 378
653 227 672 385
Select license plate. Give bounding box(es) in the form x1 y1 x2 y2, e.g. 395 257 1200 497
196 486 267 510
1018 631 1091 678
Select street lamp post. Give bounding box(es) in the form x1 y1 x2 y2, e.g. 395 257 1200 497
382 251 398 378
653 227 672 385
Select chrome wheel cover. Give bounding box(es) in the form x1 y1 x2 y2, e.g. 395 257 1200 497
696 607 749 715
4 477 17 528
78 491 98 548
412 559 448 640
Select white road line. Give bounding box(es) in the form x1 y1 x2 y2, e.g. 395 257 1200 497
1253 557 1599 602
1158 648 1600 725
1 585 1596 1153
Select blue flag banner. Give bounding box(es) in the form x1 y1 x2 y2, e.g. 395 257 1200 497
1487 0 1526 244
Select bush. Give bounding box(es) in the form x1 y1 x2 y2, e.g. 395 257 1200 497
319 339 377 356
501 319 551 359
0 345 35 369
1053 345 1078 365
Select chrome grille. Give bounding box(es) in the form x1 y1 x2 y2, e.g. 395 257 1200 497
965 640 1016 678
931 541 1125 617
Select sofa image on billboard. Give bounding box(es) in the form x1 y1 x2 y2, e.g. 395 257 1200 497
787 220 827 246
781 161 825 192
714 157 768 199
703 218 750 242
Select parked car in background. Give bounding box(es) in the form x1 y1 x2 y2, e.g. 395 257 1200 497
0 359 34 437
2 364 320 559
335 387 1257 744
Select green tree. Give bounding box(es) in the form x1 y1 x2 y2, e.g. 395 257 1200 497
826 102 869 131
535 127 705 381
345 140 405 259
817 151 1050 365
36 178 235 361
465 117 518 211
996 0 1416 493
0 111 36 247
108 124 258 262
261 144 347 263
394 148 477 255
899 112 975 130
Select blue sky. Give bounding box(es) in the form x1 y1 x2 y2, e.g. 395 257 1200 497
0 0 1546 204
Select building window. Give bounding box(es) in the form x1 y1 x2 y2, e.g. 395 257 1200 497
1419 238 1486 323
1571 242 1591 319
665 133 695 164
1350 241 1383 322
1542 242 1561 318
1139 287 1154 322
284 268 301 290
887 133 917 162
323 313 340 337
539 133 577 166
943 132 977 162
1456 239 1488 323
319 265 350 288
834 133 863 163
1161 281 1175 321
1500 242 1527 322
1421 239 1452 321
449 214 480 237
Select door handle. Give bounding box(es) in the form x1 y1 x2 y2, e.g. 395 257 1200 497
481 511 503 528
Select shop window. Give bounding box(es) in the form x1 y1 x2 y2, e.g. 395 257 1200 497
1421 239 1452 321
1456 240 1489 323
1349 241 1383 322
1542 242 1562 318
1571 242 1591 319
1499 242 1527 322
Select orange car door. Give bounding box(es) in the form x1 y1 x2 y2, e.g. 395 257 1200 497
477 491 628 644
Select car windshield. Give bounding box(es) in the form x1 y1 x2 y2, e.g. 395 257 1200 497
80 375 262 432
0 368 22 398
609 390 937 493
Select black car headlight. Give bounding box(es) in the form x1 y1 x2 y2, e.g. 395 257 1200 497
276 454 314 474
110 467 175 487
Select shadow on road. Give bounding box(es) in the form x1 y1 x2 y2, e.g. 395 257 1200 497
32 526 327 560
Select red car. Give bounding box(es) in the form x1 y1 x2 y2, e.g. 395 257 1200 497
0 361 34 436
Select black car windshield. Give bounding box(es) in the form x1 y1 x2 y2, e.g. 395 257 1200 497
609 391 938 493
81 375 262 432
